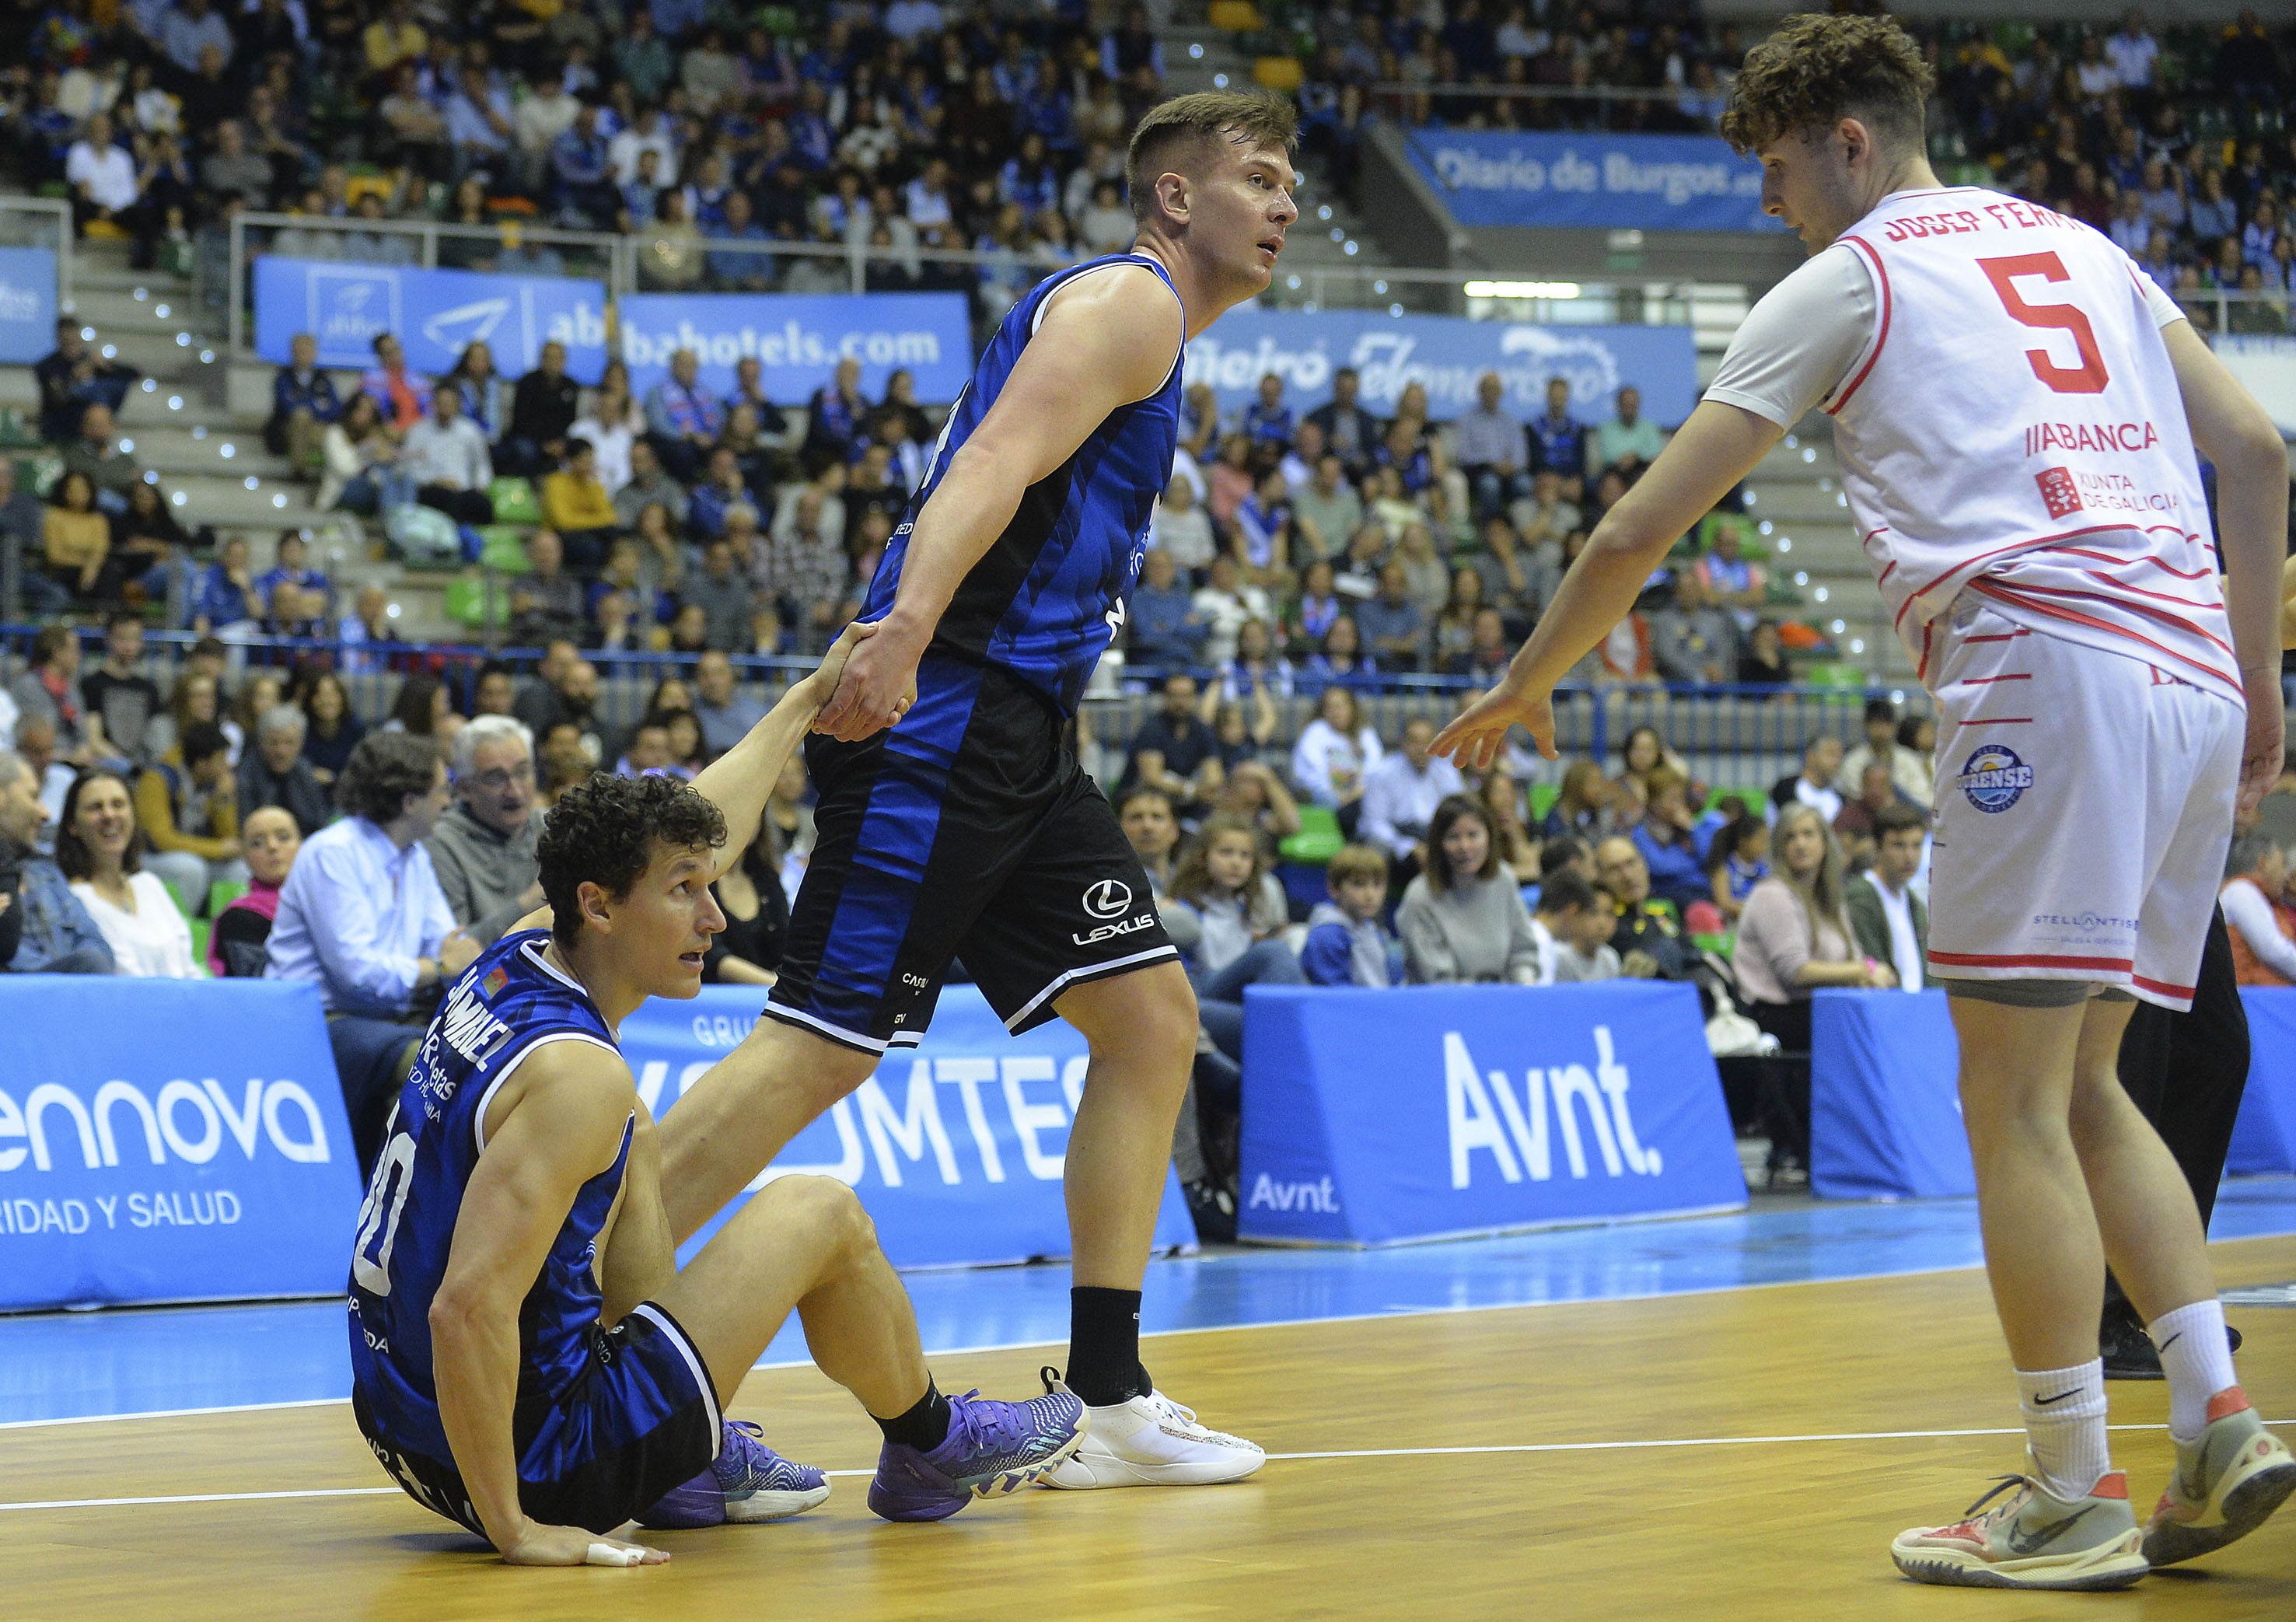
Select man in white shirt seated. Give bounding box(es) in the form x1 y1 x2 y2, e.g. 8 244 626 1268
1846 802 1927 992
1770 734 1843 825
65 112 145 250
266 732 478 1173
1359 717 1466 885
399 387 497 528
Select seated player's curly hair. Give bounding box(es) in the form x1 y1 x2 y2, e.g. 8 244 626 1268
1718 13 1934 157
335 733 440 825
536 771 726 941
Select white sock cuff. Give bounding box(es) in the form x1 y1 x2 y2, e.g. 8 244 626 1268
2145 1298 2226 1348
2014 1359 2106 1411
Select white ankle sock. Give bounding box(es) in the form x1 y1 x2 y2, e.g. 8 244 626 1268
2016 1360 2111 1502
2148 1299 2238 1443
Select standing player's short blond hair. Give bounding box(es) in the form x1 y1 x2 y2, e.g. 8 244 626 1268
1718 13 1935 157
1126 90 1299 222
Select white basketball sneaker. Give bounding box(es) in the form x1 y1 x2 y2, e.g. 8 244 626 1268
1033 1367 1266 1489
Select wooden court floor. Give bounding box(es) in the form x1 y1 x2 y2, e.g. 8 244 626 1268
5 1236 2293 1621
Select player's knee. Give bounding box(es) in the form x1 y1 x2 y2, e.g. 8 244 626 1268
781 1173 877 1258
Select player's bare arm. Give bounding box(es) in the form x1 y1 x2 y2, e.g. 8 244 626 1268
498 626 872 940
2161 319 2291 815
812 268 1185 743
1433 400 1783 768
2280 554 2296 650
428 1042 664 1568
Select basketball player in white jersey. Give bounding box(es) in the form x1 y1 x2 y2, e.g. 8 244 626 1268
1436 14 2292 1592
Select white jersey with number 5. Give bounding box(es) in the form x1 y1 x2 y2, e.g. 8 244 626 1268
1707 187 2234 703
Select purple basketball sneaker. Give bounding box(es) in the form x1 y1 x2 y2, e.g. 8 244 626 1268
637 1419 830 1529
867 1382 1089 1522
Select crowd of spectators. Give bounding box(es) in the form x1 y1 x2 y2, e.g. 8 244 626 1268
1131 364 1783 690
1284 5 2296 321
4 0 1193 307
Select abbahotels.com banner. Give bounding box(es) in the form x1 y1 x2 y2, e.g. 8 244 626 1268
0 979 362 1311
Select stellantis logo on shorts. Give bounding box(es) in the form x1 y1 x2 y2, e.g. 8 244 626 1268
1956 744 2033 813
1082 879 1132 919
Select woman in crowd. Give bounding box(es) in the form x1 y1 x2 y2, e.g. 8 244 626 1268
1165 811 1305 1060
58 768 201 978
1396 793 1541 984
383 673 449 737
1541 757 1614 841
1431 567 1486 672
439 340 509 441
1615 724 1689 805
765 751 816 887
110 479 192 590
208 804 300 977
319 393 406 514
571 363 639 494
1481 771 1543 885
45 470 113 603
1705 806 1771 928
704 820 789 986
1732 802 1895 1051
1632 765 1712 919
1730 802 1892 1182
1735 618 1791 690
1301 614 1376 695
143 666 234 768
1291 558 1342 650
1212 617 1295 702
299 669 364 785
1290 684 1382 827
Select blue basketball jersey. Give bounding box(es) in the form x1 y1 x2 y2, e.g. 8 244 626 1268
348 929 630 1466
863 252 1186 715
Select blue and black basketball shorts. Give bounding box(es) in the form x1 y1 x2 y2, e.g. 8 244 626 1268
766 654 1177 1054
353 1302 721 1539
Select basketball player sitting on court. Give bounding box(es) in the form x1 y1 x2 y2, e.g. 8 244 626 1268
347 624 1089 1568
1435 14 2292 1594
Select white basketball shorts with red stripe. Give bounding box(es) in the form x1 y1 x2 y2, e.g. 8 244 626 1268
1924 595 2242 1012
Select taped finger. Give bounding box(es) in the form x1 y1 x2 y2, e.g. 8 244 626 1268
586 1542 645 1568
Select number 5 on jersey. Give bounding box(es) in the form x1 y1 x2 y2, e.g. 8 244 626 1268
1977 252 2111 395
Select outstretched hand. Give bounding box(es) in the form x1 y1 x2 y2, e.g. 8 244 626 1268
1431 680 1554 772
810 616 924 742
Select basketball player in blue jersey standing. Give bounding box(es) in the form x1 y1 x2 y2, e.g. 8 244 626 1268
655 91 1299 1486
348 626 1091 1568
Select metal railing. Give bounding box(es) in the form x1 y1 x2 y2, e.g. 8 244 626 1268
1368 78 1725 130
0 620 1923 787
0 196 75 316
221 207 1710 356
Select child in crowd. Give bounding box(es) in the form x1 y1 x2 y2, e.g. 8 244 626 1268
1301 844 1403 988
1529 871 1623 984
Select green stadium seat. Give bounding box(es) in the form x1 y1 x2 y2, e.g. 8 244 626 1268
446 575 510 629
208 879 248 918
1705 785 1763 816
1280 804 1345 865
189 918 209 970
1690 932 1734 960
163 879 194 918
477 526 532 574
1528 781 1560 823
487 477 543 525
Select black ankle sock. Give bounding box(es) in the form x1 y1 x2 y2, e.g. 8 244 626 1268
1067 1286 1149 1407
875 1380 952 1452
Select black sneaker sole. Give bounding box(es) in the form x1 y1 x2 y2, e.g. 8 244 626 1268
2144 1460 2296 1568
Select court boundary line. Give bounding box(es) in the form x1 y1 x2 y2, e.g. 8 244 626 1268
2 1420 2287 1514
9 1229 2296 1431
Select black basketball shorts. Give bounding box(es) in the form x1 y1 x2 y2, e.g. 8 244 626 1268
353 1301 721 1540
765 654 1176 1054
